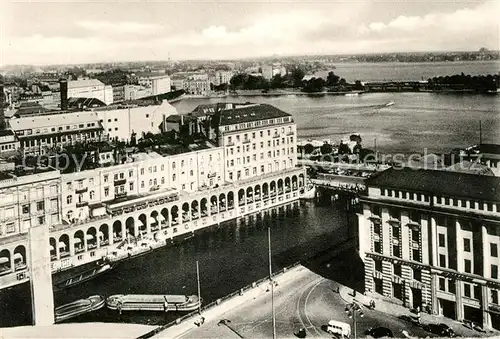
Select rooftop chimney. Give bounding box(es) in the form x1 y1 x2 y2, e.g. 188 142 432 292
0 83 5 130
59 79 68 111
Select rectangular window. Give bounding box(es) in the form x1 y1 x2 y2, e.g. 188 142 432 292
413 269 421 281
37 201 44 211
439 254 446 268
374 241 382 253
438 233 446 247
412 249 420 262
464 283 471 298
38 216 45 225
491 243 498 257
392 226 400 238
393 264 402 276
448 280 456 294
464 259 472 273
439 277 446 291
492 265 499 279
22 205 30 214
492 290 499 305
393 245 400 258
411 229 419 240
375 260 382 272
464 238 471 252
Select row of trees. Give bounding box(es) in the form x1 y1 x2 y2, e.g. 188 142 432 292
229 69 362 93
427 73 498 92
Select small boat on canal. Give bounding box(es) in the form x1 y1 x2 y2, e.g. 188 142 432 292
53 262 114 291
106 294 201 313
55 295 105 323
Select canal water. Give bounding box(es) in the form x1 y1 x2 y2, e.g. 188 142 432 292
0 200 352 327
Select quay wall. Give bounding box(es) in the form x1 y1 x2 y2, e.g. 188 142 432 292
0 168 306 290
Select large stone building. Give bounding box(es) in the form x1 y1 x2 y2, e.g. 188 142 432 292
8 111 104 154
358 167 500 330
138 75 171 95
7 100 178 153
217 103 297 182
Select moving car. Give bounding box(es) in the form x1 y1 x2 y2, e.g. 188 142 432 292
423 323 456 337
365 327 394 338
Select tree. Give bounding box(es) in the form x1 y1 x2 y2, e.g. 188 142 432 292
320 143 333 154
304 143 315 154
338 142 350 155
302 77 326 93
326 72 340 86
354 80 364 90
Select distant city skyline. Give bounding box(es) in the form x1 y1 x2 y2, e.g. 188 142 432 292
1 0 498 66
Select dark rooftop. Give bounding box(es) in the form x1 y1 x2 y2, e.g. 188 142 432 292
480 143 500 155
0 129 14 137
366 167 500 202
16 103 48 116
156 141 215 156
218 103 292 126
165 115 195 123
68 97 107 109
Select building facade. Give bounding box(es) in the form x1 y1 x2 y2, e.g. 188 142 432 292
138 75 171 95
68 79 113 105
358 168 500 330
217 103 297 183
9 111 104 154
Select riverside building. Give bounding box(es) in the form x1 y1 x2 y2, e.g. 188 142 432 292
358 167 500 330
0 102 305 290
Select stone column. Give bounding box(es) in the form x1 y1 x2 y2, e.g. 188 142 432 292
481 285 491 330
430 217 438 267
455 280 464 321
401 211 410 260
421 213 430 265
28 225 54 325
430 273 439 314
482 225 490 279
455 220 463 272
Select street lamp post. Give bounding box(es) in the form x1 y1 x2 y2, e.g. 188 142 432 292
345 302 364 339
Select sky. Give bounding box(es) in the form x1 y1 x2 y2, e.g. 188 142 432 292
1 0 499 66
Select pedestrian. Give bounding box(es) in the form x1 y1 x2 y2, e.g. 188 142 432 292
353 290 356 297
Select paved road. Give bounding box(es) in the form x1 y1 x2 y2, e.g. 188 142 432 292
179 269 439 338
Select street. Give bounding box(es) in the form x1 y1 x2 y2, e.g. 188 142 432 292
177 267 461 338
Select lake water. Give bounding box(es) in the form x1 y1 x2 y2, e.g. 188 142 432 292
314 60 500 83
173 91 500 154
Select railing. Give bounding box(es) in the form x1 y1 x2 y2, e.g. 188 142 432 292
137 262 302 339
75 187 88 194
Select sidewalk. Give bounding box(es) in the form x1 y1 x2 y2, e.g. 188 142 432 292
338 285 498 338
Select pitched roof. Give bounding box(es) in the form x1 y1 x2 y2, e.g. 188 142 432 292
219 103 292 126
366 167 500 202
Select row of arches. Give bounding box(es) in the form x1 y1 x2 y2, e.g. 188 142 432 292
45 174 303 262
0 245 27 275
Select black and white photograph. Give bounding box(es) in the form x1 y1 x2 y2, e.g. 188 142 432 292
0 0 499 338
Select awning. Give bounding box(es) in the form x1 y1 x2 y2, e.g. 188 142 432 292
149 217 157 224
74 238 82 244
13 253 23 261
86 233 95 240
99 231 106 238
50 244 55 250
59 241 67 248
0 257 9 264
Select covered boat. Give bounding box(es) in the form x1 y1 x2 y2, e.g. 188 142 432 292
106 294 201 312
55 295 105 323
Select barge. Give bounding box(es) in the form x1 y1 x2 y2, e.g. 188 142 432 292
106 294 201 312
55 295 105 322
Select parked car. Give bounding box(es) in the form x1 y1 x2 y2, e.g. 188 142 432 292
365 326 394 338
423 323 456 337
